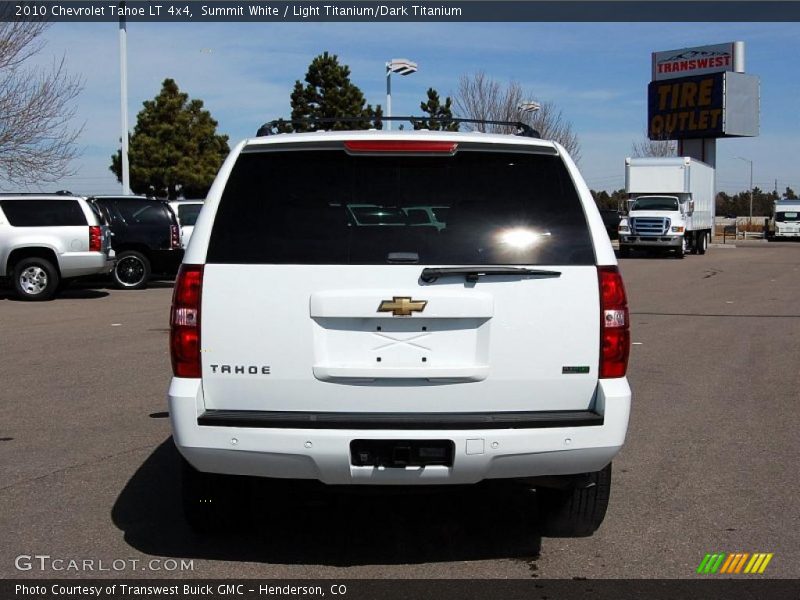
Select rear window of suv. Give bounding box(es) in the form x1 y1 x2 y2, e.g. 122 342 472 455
177 204 202 226
207 146 594 265
0 199 87 227
111 200 171 225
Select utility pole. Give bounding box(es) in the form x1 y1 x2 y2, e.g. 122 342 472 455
119 4 130 195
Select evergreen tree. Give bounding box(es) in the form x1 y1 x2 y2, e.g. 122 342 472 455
110 78 229 199
784 186 798 200
279 52 382 132
414 88 459 131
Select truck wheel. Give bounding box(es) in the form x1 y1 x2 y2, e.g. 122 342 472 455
112 250 151 290
180 455 250 534
537 463 612 537
697 231 708 255
619 246 631 258
13 257 60 301
690 233 699 254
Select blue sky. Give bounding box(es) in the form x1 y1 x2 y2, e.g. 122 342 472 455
5 21 799 195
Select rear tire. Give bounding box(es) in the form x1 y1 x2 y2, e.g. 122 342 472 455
697 231 708 255
180 455 250 534
537 463 612 537
13 257 59 301
112 250 151 290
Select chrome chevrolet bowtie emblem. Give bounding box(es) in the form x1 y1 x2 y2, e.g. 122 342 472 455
377 296 427 317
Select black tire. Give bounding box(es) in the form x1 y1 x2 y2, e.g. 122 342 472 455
618 246 631 258
180 455 250 534
13 257 60 301
675 239 685 259
697 231 708 255
536 463 612 537
112 250 151 290
690 233 699 255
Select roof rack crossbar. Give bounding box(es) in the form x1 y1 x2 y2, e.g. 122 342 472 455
256 116 540 138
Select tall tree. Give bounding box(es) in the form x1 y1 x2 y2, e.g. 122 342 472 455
591 188 628 211
784 186 797 200
274 52 382 133
110 79 229 199
0 21 83 186
454 72 580 160
414 88 459 131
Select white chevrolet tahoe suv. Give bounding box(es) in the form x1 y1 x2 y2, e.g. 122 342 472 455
0 194 114 300
169 124 632 537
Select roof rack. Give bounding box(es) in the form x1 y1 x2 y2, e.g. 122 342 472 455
256 116 540 138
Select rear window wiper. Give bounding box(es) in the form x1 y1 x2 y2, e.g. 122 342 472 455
420 267 561 283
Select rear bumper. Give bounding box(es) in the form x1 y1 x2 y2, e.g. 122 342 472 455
169 378 631 485
59 253 115 277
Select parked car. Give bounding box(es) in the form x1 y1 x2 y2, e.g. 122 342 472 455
88 196 183 289
169 124 631 538
168 200 204 248
0 194 114 300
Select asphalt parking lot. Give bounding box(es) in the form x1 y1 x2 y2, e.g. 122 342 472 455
1 243 798 579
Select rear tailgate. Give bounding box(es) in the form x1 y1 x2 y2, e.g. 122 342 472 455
199 140 600 415
201 264 598 413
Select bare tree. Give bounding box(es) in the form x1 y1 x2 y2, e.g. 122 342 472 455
454 71 580 161
0 21 83 186
631 134 677 158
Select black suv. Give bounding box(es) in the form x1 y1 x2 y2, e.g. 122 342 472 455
89 196 183 289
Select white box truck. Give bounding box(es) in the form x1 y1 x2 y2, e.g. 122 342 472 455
767 198 800 240
618 157 715 258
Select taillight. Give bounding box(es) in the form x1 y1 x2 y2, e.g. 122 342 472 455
598 266 630 378
170 264 203 378
344 140 458 154
89 226 102 252
170 225 181 249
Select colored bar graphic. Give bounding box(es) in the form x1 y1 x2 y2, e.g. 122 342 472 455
698 552 772 575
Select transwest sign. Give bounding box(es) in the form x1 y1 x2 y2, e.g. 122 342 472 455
652 42 740 81
647 41 758 141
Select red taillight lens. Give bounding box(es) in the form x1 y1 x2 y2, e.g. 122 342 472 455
170 225 181 249
170 264 203 378
344 140 458 154
598 266 630 378
89 226 102 252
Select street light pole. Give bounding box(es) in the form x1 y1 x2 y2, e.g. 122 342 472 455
385 66 391 130
384 58 418 131
736 156 753 224
119 6 130 195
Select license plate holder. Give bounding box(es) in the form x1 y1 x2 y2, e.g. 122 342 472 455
350 439 454 468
